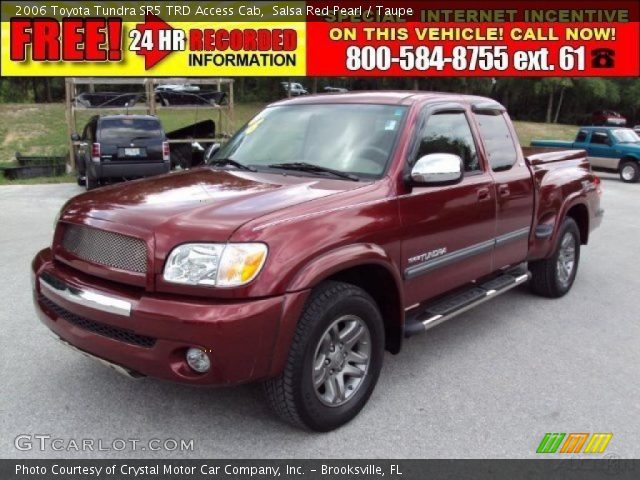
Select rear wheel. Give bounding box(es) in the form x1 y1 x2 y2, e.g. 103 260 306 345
619 160 640 183
264 281 384 431
529 217 580 298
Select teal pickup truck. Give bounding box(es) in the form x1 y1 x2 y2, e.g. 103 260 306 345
531 126 640 183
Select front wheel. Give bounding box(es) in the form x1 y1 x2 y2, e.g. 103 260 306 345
264 281 384 431
619 160 640 183
529 217 580 298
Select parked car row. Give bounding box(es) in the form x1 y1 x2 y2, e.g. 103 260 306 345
281 82 349 96
72 98 640 193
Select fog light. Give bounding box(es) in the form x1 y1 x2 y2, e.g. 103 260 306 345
185 348 211 373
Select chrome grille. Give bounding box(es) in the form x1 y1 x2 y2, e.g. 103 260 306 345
39 295 156 348
61 224 147 273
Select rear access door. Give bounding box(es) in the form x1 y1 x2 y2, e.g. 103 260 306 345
472 106 534 270
583 129 621 170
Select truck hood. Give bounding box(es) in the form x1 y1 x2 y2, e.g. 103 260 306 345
61 168 365 241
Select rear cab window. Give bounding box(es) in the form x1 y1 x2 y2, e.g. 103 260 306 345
474 112 518 172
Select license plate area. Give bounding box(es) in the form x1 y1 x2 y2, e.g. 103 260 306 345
118 147 147 158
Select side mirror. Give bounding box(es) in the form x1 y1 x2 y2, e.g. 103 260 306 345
204 143 221 161
70 133 80 142
410 153 463 186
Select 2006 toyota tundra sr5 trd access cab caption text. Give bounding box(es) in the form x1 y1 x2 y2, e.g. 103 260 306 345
32 92 603 431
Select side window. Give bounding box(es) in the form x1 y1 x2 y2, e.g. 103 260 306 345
415 112 479 172
590 131 610 145
475 112 518 171
575 130 588 143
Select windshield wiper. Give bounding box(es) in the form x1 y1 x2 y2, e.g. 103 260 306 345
209 158 256 172
267 162 359 181
129 135 153 141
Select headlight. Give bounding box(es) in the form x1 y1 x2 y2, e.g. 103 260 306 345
163 243 267 287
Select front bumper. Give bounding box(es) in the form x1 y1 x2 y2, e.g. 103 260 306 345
32 248 308 385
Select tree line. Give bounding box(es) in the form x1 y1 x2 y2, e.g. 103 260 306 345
1 77 639 125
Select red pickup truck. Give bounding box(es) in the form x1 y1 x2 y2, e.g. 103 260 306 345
32 92 603 431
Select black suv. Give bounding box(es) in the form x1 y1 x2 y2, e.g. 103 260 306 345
72 115 171 190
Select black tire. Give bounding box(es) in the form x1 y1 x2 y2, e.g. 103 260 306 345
529 217 580 298
264 281 384 431
619 160 640 183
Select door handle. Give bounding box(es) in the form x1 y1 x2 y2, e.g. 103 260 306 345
477 188 490 200
498 185 510 197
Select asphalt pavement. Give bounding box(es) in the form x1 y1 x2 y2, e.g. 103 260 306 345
1 173 638 458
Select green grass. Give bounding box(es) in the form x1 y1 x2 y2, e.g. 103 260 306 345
0 101 579 185
513 121 578 146
0 173 75 186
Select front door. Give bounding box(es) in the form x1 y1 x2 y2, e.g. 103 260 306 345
587 130 620 170
398 106 497 307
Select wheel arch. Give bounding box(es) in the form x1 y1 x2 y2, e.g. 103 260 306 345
620 154 640 164
565 202 590 245
287 244 405 354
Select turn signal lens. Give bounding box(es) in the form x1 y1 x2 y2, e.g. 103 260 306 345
217 244 268 287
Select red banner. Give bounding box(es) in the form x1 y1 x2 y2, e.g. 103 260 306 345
306 1 640 76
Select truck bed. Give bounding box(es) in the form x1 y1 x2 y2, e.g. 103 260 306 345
522 146 585 165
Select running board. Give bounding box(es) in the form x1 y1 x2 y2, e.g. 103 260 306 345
404 270 531 338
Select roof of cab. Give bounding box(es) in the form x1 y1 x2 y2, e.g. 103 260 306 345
269 90 503 108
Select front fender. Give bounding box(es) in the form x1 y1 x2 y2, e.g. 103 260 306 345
264 243 404 376
287 242 403 293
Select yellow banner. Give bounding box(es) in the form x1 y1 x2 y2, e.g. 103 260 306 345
1 20 306 76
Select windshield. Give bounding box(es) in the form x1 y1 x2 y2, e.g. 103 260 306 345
99 118 163 143
211 104 407 178
612 129 640 143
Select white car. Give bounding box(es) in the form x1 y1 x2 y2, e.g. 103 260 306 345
155 84 200 93
281 82 308 96
323 86 349 93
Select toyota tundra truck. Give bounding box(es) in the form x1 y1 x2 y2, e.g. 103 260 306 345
32 92 603 431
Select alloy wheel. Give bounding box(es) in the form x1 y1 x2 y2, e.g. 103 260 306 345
312 315 371 407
